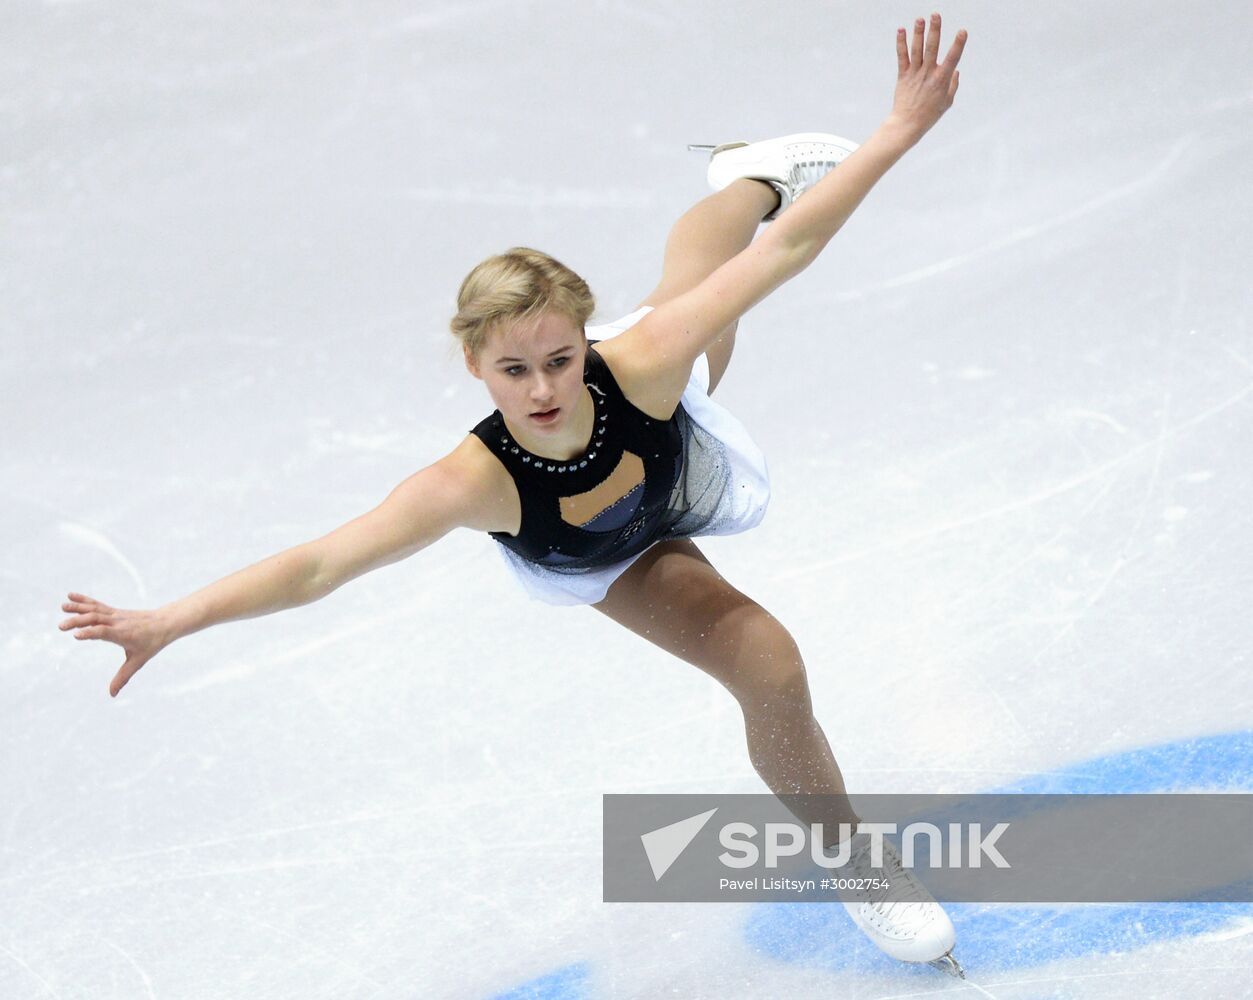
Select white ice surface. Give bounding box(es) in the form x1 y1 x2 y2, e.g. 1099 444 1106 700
4 1 1252 998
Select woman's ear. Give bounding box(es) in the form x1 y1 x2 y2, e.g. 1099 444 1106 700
463 344 481 379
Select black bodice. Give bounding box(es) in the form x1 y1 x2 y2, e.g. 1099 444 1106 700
469 343 684 571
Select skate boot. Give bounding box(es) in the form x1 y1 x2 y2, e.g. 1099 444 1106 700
838 832 964 978
688 132 860 220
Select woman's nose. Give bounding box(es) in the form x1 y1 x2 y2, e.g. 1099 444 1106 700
530 375 554 401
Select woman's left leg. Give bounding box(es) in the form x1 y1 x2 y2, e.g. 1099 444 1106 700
592 539 859 834
593 546 960 968
636 178 778 394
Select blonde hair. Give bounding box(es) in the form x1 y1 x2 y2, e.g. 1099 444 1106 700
450 247 595 357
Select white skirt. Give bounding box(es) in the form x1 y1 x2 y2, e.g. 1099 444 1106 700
492 306 771 606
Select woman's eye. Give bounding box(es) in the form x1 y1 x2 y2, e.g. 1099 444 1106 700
503 358 566 376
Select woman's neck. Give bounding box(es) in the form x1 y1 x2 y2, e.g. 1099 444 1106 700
503 384 595 461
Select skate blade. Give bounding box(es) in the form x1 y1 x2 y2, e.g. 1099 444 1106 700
927 953 965 979
686 142 749 155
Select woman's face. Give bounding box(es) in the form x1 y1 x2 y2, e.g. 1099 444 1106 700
466 310 588 437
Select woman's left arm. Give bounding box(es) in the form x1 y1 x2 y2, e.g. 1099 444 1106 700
629 14 967 371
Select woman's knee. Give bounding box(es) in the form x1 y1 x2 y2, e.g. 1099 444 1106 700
721 605 812 711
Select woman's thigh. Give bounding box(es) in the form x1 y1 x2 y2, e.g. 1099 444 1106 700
592 539 799 692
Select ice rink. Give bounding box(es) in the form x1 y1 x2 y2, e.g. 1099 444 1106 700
5 1 1252 997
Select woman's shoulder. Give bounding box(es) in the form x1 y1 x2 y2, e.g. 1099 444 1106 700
589 315 694 422
439 434 522 535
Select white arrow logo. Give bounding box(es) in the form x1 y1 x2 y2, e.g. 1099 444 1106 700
640 808 718 881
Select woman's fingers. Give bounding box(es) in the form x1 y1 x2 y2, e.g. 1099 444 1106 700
111 654 147 697
923 13 942 66
65 621 103 639
898 16 968 92
903 15 966 75
942 28 968 72
61 614 105 632
60 594 158 697
60 594 122 635
63 593 112 613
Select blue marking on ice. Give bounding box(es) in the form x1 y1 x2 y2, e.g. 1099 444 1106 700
485 961 591 1000
983 729 1253 794
743 729 1253 972
489 731 1251 991
744 898 1252 974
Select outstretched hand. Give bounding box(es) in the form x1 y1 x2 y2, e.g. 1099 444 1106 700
59 592 171 697
887 13 967 143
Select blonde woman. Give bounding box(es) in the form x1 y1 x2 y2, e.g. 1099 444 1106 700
61 15 968 976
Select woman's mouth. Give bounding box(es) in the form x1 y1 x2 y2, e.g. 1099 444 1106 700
530 407 560 424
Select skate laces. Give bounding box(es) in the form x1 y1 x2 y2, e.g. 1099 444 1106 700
784 158 835 201
781 142 845 201
846 837 934 929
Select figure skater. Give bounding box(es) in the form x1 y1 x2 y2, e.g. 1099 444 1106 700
60 14 968 976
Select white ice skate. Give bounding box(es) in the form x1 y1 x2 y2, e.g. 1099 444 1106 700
838 832 965 978
688 132 860 220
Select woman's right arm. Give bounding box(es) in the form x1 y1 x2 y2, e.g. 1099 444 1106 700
60 437 507 698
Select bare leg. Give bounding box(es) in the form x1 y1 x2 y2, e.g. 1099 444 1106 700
636 178 779 394
593 539 858 834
